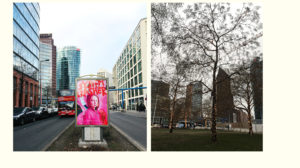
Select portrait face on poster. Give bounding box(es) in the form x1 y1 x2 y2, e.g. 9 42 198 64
75 79 108 127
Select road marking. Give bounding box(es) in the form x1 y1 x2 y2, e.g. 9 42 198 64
110 122 146 151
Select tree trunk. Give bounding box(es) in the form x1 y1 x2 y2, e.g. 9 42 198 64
211 84 217 142
169 112 174 133
245 81 254 135
247 83 253 135
169 81 179 133
184 110 187 128
211 45 219 143
247 109 253 135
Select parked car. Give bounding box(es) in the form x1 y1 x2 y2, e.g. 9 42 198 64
32 106 49 119
52 107 58 115
13 107 36 125
176 122 185 128
48 107 58 117
176 121 194 128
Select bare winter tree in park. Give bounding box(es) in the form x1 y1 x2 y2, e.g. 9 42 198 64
154 44 188 133
151 3 188 133
232 62 255 135
152 3 262 141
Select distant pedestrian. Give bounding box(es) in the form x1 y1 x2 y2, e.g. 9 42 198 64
140 102 146 112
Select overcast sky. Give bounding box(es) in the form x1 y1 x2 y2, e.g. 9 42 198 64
40 2 146 76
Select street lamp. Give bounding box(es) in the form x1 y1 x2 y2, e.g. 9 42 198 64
40 59 49 106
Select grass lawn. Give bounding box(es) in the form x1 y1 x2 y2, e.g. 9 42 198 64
151 128 262 151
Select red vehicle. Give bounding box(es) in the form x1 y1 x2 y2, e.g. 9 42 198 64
58 90 75 116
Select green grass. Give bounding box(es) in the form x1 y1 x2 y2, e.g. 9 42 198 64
151 128 262 151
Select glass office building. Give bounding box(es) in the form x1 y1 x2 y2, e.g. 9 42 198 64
40 33 57 97
13 3 40 107
40 42 52 104
113 18 147 110
56 46 81 91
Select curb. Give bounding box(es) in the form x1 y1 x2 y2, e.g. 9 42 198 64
110 123 146 151
42 119 75 151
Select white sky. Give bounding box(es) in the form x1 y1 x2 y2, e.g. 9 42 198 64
40 2 146 76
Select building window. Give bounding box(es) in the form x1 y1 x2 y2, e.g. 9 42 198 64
135 89 138 96
137 50 141 60
131 79 134 87
35 85 38 106
130 59 133 68
134 65 137 75
30 83 33 107
19 80 22 106
133 55 136 64
133 46 136 54
134 76 138 86
130 69 133 78
25 82 28 107
138 61 142 72
137 39 141 49
139 73 143 84
139 84 143 95
130 49 132 58
13 77 17 107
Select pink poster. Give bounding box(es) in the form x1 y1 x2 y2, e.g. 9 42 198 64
76 79 108 126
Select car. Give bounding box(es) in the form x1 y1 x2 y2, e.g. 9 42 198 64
52 107 58 115
161 124 169 128
47 107 53 117
176 122 185 128
176 120 194 128
48 107 58 117
32 106 49 119
13 107 36 125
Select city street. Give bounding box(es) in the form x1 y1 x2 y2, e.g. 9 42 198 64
110 111 146 149
13 116 74 151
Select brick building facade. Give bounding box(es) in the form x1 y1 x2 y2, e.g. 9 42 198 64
216 68 234 122
13 70 39 107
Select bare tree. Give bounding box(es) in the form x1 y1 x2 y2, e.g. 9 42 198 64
232 62 255 135
159 3 262 142
152 3 188 133
42 86 52 108
152 3 262 139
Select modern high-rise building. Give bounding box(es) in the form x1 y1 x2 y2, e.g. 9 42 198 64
56 46 81 91
185 81 203 121
216 68 234 122
13 3 40 107
40 33 57 97
112 18 147 110
39 42 52 104
250 57 263 122
151 80 170 125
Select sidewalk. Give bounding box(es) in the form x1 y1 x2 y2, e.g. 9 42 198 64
117 110 146 118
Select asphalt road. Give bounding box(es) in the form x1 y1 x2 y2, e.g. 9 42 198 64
110 111 146 149
13 116 74 151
